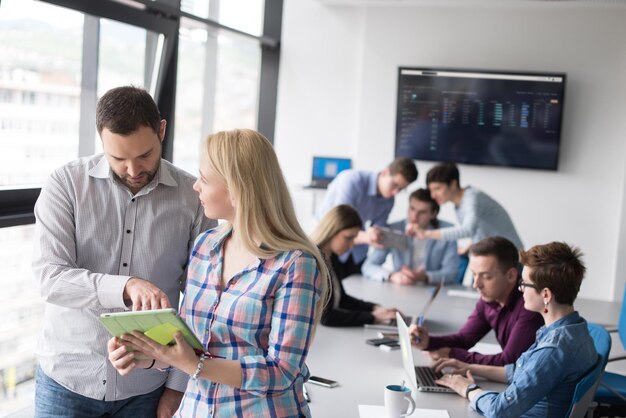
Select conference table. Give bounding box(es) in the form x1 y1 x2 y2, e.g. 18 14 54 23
305 276 622 418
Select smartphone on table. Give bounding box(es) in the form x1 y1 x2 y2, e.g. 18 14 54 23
365 337 398 346
308 375 339 388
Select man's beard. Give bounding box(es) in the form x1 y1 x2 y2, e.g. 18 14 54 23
116 168 158 192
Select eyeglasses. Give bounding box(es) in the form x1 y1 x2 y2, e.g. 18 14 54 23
518 280 540 292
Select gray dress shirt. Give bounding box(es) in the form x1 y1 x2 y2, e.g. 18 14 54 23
33 154 215 401
440 186 524 250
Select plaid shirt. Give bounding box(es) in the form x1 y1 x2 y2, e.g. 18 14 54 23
175 227 321 417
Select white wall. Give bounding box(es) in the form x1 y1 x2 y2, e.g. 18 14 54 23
275 0 626 301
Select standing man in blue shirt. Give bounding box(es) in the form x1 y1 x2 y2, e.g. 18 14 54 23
317 157 418 279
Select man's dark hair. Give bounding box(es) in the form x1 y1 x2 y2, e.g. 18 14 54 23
96 86 161 135
388 157 418 183
469 236 519 274
426 162 460 187
520 242 585 306
409 188 439 228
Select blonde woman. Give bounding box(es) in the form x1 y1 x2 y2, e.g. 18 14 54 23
107 129 329 417
312 204 400 327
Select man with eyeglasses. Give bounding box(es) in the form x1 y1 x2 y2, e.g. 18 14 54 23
409 236 543 366
317 157 418 279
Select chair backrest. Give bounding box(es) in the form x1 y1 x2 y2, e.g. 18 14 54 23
567 323 612 418
619 283 626 350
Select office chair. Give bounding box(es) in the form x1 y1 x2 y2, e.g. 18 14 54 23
594 283 626 407
566 323 611 418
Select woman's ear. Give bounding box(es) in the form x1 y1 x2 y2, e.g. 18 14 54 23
542 288 553 302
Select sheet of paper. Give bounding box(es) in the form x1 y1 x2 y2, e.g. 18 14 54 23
468 342 503 355
358 405 450 418
446 289 480 299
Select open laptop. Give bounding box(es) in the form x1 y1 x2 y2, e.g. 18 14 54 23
307 156 352 189
364 280 443 331
396 312 455 393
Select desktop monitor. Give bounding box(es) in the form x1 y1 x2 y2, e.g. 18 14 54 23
310 156 352 188
395 67 566 171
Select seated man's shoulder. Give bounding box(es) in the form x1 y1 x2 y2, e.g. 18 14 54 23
437 219 455 229
387 219 406 231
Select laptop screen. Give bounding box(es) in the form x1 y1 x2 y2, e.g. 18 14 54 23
312 157 352 182
396 312 419 389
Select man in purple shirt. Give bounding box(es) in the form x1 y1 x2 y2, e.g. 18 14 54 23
409 236 543 366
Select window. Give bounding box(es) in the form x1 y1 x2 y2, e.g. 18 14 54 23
93 18 155 154
0 0 280 415
181 0 265 36
0 225 40 416
0 0 83 188
174 19 261 174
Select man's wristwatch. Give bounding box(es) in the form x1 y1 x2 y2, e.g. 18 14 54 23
465 383 481 399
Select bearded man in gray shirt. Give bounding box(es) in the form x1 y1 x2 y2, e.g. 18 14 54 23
32 86 215 417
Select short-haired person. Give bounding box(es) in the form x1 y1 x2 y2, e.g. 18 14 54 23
408 162 523 251
409 236 543 365
108 129 329 417
433 242 597 418
317 157 418 279
312 205 400 326
33 86 215 416
362 189 459 285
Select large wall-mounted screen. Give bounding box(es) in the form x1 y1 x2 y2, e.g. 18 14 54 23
395 67 566 171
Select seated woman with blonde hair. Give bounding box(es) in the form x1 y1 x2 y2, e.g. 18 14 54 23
107 129 329 417
312 204 400 327
434 242 597 418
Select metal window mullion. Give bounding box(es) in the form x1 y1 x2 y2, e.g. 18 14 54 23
257 0 283 143
145 32 159 93
201 37 218 136
78 15 100 157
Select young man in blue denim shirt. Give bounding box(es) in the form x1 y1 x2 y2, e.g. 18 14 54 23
432 242 597 418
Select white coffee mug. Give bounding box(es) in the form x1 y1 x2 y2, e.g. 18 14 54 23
384 384 416 418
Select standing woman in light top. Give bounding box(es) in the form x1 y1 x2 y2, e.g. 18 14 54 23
107 129 329 417
407 162 523 251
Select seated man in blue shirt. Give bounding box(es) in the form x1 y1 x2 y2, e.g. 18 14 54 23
317 157 418 279
362 189 459 284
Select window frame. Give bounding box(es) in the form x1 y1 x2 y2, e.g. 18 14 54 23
0 0 282 228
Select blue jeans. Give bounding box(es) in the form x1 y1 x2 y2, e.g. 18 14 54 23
35 367 164 418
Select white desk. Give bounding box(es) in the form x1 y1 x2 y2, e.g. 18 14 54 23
305 276 622 418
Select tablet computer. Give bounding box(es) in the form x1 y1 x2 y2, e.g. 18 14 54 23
378 226 408 251
99 308 205 354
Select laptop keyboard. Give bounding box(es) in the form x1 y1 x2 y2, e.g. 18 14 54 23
415 366 443 388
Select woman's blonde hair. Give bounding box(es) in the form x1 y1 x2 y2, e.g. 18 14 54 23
201 129 329 323
311 204 363 250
